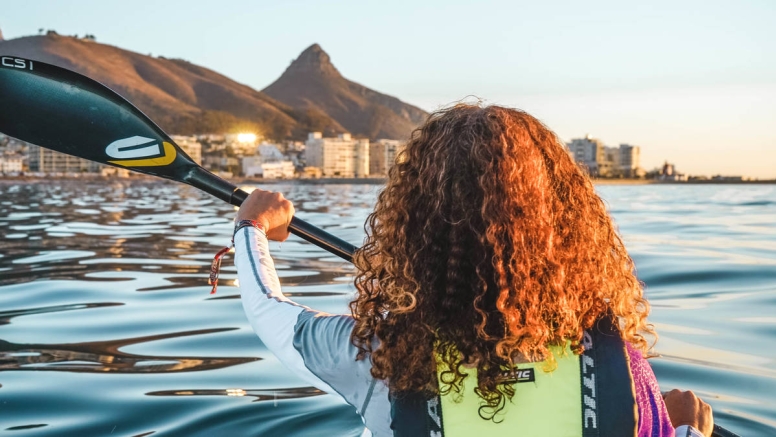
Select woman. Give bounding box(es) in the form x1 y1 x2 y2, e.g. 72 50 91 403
233 104 713 436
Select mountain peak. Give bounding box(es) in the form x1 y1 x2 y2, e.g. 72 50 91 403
285 43 340 77
264 43 428 140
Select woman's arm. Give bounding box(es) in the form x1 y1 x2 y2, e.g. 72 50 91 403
234 225 336 392
234 190 392 436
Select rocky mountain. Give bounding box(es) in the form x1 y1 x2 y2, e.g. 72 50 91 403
1 35 427 140
264 44 427 140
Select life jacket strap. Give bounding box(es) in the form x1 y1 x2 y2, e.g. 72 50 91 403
582 315 639 437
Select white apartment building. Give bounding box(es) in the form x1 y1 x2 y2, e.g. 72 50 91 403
242 156 264 177
305 132 369 178
567 135 606 176
261 161 295 179
567 136 642 177
242 155 295 178
618 144 641 177
0 154 23 173
170 135 203 165
27 144 103 173
242 143 295 178
369 139 405 176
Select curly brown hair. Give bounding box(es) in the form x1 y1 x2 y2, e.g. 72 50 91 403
350 104 654 417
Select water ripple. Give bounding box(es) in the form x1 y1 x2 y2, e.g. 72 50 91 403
0 327 257 373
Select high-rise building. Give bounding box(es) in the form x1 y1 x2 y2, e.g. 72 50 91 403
567 137 643 177
618 144 641 177
27 144 103 173
567 135 606 176
369 139 405 176
305 132 369 177
0 154 23 173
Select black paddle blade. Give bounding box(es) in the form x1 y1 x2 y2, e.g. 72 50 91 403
0 56 197 181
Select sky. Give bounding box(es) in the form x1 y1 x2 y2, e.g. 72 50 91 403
2 0 775 178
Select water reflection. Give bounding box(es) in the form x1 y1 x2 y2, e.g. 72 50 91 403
146 386 324 402
0 302 123 325
5 424 48 431
0 327 257 373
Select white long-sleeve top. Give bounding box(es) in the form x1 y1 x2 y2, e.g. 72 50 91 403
234 226 391 436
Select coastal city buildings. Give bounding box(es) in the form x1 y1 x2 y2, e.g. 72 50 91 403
305 132 369 178
241 143 295 178
0 153 23 173
619 144 641 177
369 139 405 176
257 143 285 162
566 135 643 177
224 133 261 156
27 144 103 173
260 161 295 179
169 135 203 165
567 135 606 176
1 130 701 181
241 156 264 177
199 134 281 176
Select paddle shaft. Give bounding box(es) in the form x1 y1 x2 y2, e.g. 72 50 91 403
713 424 741 437
185 166 357 262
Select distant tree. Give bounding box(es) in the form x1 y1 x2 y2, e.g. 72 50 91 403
38 28 44 35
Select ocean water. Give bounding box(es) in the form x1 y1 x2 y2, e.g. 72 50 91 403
0 181 774 436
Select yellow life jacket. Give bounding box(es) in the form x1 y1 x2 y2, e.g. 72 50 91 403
389 316 638 437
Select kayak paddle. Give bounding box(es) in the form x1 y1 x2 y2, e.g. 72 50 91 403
0 56 357 262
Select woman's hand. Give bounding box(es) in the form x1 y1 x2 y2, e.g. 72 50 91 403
236 189 295 242
663 389 714 437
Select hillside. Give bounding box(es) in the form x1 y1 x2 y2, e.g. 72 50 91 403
263 44 427 140
0 35 426 139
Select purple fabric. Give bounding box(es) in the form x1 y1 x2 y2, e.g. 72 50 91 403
626 342 676 437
